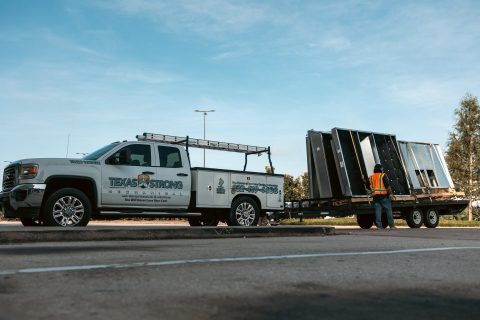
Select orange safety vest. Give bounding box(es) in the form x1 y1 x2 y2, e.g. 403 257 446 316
369 173 388 195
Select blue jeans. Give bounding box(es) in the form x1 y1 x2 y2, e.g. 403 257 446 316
373 198 394 228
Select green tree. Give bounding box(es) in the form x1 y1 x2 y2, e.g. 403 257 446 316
301 171 310 199
446 93 480 221
283 174 303 201
279 172 310 201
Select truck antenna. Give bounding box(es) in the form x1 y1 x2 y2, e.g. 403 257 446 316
65 134 70 158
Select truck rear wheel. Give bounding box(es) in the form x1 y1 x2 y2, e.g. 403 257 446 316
406 208 423 228
356 214 374 229
229 196 260 226
424 208 439 228
43 188 91 227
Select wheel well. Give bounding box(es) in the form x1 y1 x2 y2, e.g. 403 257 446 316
43 177 97 212
232 194 262 211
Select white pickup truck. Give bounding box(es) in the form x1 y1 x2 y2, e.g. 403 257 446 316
0 133 284 227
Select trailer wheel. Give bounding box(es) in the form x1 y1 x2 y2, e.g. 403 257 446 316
406 208 423 228
229 196 260 226
424 209 439 228
356 214 374 229
188 216 220 227
43 188 91 227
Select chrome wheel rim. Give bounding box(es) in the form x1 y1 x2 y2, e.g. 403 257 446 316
52 196 84 226
235 202 255 226
427 210 438 224
412 210 422 225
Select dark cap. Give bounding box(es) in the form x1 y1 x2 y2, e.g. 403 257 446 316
374 163 383 172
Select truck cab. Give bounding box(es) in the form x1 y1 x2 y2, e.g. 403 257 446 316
97 141 191 209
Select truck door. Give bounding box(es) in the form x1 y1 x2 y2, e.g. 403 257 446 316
155 145 191 208
101 143 156 207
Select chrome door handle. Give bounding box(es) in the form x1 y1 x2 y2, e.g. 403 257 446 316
177 173 188 177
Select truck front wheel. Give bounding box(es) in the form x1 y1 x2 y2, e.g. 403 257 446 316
43 188 91 227
229 196 260 226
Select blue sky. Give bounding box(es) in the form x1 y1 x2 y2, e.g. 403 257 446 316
1 0 480 177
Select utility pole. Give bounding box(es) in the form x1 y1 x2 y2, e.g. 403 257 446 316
194 109 215 167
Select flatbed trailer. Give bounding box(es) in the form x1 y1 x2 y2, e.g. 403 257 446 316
285 193 469 228
282 128 470 229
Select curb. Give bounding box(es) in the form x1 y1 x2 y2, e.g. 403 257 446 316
0 226 335 244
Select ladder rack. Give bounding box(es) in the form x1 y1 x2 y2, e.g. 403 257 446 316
136 132 275 173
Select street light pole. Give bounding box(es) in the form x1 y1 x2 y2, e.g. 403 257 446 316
194 109 215 167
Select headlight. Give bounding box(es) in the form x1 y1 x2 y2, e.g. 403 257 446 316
20 164 39 179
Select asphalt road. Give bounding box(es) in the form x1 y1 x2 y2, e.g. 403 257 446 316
1 228 480 320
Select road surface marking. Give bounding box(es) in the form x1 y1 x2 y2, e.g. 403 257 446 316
1 246 480 276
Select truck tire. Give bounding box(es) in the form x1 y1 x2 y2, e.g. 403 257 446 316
188 217 220 226
356 214 374 229
229 196 260 226
424 208 439 228
406 208 423 228
43 188 91 227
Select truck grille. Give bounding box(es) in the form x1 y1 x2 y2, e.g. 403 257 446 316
2 165 17 192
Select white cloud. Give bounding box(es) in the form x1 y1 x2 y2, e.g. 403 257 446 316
210 42 253 60
94 0 269 38
40 29 105 58
309 35 352 51
103 67 182 84
385 80 454 108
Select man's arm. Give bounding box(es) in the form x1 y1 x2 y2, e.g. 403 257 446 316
364 175 372 191
383 175 395 200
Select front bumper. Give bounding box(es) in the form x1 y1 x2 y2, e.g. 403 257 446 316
0 184 46 218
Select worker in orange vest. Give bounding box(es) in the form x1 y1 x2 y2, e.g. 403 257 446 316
367 163 396 229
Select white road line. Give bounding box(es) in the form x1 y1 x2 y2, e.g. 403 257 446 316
1 246 480 276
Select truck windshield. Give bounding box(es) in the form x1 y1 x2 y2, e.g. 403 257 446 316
82 143 119 160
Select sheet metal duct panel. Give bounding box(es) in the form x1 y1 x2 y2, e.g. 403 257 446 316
306 131 330 198
306 131 342 199
434 145 455 188
331 128 410 197
331 128 357 197
360 136 377 178
398 141 454 190
370 133 410 195
306 133 320 198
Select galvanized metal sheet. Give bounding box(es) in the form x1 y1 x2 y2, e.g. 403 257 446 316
306 131 342 199
306 127 454 199
306 131 332 198
331 128 410 197
398 141 454 190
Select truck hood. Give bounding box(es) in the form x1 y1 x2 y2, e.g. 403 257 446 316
12 158 102 184
14 158 100 166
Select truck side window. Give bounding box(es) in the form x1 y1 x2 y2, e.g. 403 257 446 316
158 146 182 168
107 144 151 166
